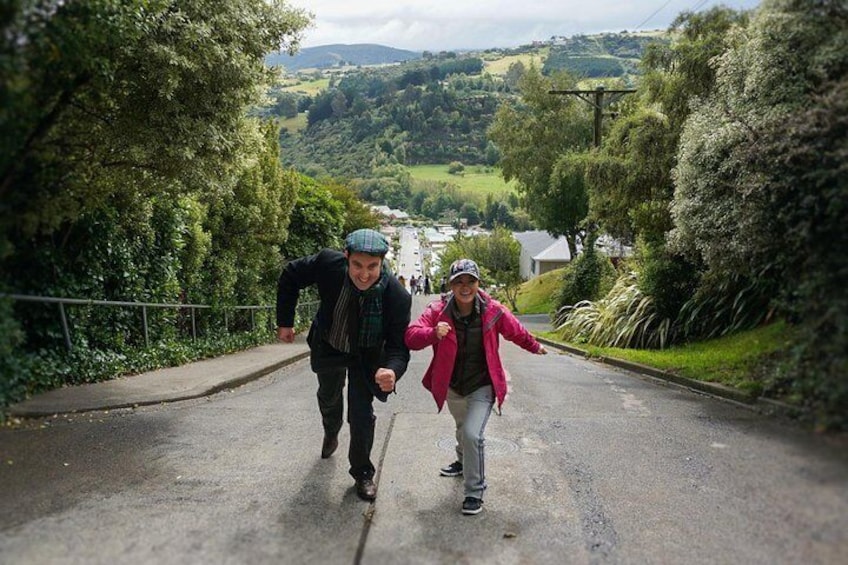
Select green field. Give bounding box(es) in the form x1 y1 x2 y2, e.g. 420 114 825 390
407 164 517 198
483 49 548 75
279 112 308 133
280 77 330 95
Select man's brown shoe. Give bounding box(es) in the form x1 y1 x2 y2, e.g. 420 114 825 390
321 434 338 459
355 478 377 501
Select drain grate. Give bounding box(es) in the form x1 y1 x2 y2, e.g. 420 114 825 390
436 436 519 456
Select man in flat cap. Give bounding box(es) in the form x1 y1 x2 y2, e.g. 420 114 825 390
276 229 411 501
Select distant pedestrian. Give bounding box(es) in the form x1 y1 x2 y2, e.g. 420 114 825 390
423 276 431 295
410 275 418 295
404 258 546 515
439 276 447 294
276 229 411 501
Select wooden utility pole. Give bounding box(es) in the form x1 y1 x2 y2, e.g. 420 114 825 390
549 86 636 147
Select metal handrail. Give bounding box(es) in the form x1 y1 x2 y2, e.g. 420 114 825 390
0 293 318 351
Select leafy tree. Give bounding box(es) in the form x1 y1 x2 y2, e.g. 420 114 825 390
272 92 300 118
439 227 522 310
584 109 676 244
584 7 748 246
279 175 345 259
331 90 348 118
670 0 848 428
488 66 593 256
459 202 481 226
353 163 412 208
324 180 382 236
199 121 297 306
307 90 335 125
0 0 310 409
0 0 311 256
504 61 526 91
448 161 465 175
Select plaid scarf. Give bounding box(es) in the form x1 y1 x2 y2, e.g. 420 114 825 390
327 265 389 352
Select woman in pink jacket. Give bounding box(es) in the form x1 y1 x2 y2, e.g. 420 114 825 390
404 258 547 515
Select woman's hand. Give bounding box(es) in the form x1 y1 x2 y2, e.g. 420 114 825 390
435 321 451 340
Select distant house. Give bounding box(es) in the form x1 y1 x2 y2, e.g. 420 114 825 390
379 225 398 239
513 230 572 280
594 234 633 266
370 205 409 221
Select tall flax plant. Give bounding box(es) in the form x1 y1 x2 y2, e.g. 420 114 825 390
556 270 773 350
677 271 775 340
555 272 673 349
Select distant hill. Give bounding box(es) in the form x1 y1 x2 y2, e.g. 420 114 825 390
267 44 421 72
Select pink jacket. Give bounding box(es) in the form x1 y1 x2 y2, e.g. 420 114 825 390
404 290 542 412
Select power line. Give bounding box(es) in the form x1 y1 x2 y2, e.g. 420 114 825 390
691 0 711 12
635 0 715 31
634 0 675 30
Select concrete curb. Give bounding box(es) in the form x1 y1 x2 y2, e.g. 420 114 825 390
202 350 311 398
8 350 311 418
535 336 802 419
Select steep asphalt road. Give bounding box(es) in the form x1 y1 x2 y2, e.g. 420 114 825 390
1 296 845 564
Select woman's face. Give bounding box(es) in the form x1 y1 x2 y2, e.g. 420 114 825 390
450 275 479 307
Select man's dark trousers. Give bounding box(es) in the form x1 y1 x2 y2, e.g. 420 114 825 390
316 364 376 480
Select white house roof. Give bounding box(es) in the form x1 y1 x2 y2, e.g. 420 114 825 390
513 230 558 256
424 228 451 244
534 238 571 262
513 230 571 262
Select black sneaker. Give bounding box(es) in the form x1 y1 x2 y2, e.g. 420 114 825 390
439 461 463 477
461 497 483 515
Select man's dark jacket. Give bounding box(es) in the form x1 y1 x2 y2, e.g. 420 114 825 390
276 249 411 401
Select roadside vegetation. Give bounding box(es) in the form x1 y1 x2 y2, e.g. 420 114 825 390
513 268 563 314
488 1 847 430
539 322 792 398
0 1 374 417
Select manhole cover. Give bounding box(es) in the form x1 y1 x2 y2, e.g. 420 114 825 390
436 436 519 456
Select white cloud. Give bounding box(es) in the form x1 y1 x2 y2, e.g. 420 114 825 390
288 0 761 51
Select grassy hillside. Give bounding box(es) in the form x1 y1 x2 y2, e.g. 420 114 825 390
515 267 564 314
483 49 548 75
407 164 516 197
280 77 330 95
267 44 421 72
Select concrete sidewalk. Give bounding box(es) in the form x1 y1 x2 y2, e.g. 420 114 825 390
8 339 310 418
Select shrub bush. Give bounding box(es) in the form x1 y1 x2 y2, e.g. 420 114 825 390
554 243 617 310
637 242 700 322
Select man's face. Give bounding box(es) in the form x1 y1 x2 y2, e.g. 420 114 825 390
346 251 383 291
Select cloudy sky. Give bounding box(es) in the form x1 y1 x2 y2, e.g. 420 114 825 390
288 0 761 52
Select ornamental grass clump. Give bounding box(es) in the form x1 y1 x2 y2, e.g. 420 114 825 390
555 271 673 349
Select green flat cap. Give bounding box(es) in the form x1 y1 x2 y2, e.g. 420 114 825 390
345 228 389 255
